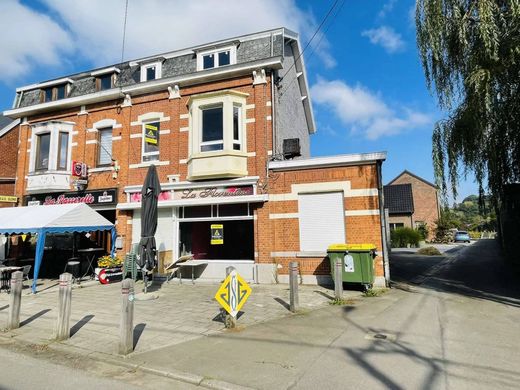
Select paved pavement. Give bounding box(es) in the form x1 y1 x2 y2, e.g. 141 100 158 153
1 239 519 389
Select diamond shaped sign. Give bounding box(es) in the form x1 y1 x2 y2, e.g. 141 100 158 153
215 270 252 318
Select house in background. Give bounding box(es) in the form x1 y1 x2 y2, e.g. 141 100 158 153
0 115 20 208
384 170 440 240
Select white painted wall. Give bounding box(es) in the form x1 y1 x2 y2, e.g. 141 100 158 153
132 208 174 252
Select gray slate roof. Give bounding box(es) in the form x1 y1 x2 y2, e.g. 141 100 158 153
384 184 414 214
0 114 13 130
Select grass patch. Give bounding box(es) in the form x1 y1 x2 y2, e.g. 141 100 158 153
363 288 387 297
417 246 442 256
329 298 356 305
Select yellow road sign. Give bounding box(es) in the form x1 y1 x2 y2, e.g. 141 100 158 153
215 270 252 317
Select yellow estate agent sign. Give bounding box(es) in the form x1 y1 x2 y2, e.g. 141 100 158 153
211 224 223 245
215 270 252 317
144 123 159 145
0 195 17 203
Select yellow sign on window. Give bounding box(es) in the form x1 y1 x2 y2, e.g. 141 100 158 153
0 195 17 203
144 123 158 145
211 224 223 245
214 270 252 317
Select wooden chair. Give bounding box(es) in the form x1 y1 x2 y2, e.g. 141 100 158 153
165 254 193 283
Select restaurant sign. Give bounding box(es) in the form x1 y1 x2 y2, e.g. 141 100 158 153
24 188 117 206
175 186 254 200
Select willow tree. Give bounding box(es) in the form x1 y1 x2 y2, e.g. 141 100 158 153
416 0 520 207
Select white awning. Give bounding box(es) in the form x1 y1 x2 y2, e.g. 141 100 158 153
0 203 113 234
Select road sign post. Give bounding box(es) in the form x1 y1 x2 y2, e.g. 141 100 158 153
215 267 252 329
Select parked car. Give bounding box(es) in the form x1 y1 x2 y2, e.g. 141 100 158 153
454 231 471 243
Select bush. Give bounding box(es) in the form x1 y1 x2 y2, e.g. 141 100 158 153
417 246 442 256
417 224 429 240
391 227 422 248
468 231 481 239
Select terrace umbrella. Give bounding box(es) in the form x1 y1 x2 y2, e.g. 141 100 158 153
138 164 161 292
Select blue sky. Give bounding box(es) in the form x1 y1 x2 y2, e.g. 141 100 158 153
0 0 477 202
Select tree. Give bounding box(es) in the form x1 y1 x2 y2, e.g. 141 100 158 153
416 1 520 208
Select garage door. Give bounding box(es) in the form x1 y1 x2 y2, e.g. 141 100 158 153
298 192 345 252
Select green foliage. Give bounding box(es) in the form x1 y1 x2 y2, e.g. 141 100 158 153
433 207 459 242
468 231 481 239
390 227 422 248
417 223 429 240
417 246 442 256
416 1 520 205
363 288 387 297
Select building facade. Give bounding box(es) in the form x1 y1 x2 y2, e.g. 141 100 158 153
0 116 20 208
4 28 388 286
385 170 440 240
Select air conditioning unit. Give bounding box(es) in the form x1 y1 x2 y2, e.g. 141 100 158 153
283 138 301 159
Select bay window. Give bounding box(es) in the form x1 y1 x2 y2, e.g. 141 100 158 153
57 132 69 170
201 105 224 152
30 121 73 174
35 133 51 171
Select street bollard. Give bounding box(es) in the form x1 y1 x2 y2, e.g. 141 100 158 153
7 271 23 330
289 262 299 312
56 273 73 340
334 258 343 300
119 278 135 355
224 266 237 329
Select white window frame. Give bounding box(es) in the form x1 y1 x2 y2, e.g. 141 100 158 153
197 46 237 71
29 121 74 174
200 103 224 152
188 90 247 157
97 127 113 166
141 120 160 162
140 61 162 82
232 104 242 151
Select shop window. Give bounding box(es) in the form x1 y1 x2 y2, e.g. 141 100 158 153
98 127 113 166
197 46 236 71
184 206 212 219
142 121 160 162
35 133 51 171
298 192 345 252
57 132 69 170
218 203 248 217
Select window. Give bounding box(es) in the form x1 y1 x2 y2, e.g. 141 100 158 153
142 121 160 162
98 127 113 166
35 133 51 171
140 62 162 82
97 74 114 91
201 105 224 152
298 192 346 252
57 132 69 170
197 47 236 70
41 84 68 102
233 105 242 151
390 223 405 231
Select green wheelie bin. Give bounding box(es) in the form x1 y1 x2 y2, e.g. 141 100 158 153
327 244 377 290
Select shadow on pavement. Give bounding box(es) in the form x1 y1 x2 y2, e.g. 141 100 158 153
133 323 146 349
70 314 95 337
20 309 51 327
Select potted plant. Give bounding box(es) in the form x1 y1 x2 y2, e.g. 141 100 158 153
96 255 123 284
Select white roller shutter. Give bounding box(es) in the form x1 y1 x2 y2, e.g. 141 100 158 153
298 192 345 251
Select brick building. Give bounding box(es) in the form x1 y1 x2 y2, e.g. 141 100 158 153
4 28 389 286
0 115 20 208
384 170 440 240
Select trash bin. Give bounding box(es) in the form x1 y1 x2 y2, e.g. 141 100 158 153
327 244 377 290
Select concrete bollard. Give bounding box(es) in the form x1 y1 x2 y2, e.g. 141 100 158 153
119 278 135 355
289 262 299 312
224 266 237 329
7 271 23 330
56 273 73 340
334 258 343 300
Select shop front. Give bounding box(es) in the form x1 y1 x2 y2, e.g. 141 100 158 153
119 177 267 282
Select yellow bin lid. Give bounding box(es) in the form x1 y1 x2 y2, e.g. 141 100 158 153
327 243 376 251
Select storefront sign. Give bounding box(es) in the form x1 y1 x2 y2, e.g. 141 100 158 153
24 188 117 206
144 123 159 145
211 224 224 245
175 186 254 200
0 195 17 203
215 270 252 318
130 190 172 203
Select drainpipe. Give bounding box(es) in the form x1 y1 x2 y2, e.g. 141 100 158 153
377 160 391 286
270 69 277 158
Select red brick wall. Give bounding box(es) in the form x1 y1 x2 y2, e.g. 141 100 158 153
0 124 19 208
391 173 440 240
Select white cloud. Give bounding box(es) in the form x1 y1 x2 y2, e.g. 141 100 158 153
362 26 405 53
310 78 431 140
40 0 334 68
0 0 73 82
378 0 397 19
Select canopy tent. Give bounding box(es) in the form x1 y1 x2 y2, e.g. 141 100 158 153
0 203 116 293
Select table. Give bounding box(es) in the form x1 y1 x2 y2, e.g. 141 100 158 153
0 266 22 292
177 260 208 284
77 248 105 281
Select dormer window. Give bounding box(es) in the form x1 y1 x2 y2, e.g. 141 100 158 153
197 46 236 71
140 61 162 82
91 67 120 91
41 83 69 102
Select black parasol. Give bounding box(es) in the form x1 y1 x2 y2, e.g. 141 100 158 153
138 164 161 274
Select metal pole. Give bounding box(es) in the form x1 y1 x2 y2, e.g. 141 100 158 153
119 278 135 355
56 273 73 340
7 271 23 330
334 258 343 300
224 266 236 329
289 261 299 312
